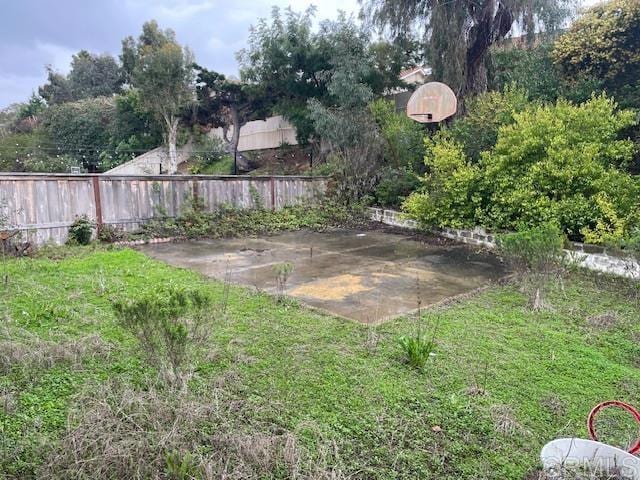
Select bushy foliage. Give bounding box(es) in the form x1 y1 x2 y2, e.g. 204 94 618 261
498 223 565 310
0 130 78 172
553 0 640 109
42 97 116 170
112 286 213 386
67 216 94 245
404 95 640 244
39 51 122 104
238 8 404 144
370 98 425 170
499 223 565 273
374 166 422 208
188 134 232 174
403 134 478 228
489 42 603 105
135 197 368 241
21 153 80 173
308 15 384 203
102 89 163 169
447 86 530 162
369 99 424 207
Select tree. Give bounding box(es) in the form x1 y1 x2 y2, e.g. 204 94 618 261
553 0 640 109
193 66 269 171
42 97 116 171
489 42 604 105
39 51 122 104
39 67 73 105
363 0 572 99
237 7 402 144
237 7 332 143
67 50 122 99
122 21 195 173
11 94 46 133
104 89 163 169
308 15 384 202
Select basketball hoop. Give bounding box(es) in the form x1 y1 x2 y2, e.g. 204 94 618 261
406 82 457 123
587 400 640 455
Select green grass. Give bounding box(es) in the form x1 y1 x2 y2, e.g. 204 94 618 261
1 247 639 478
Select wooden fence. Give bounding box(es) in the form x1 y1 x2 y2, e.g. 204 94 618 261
0 173 328 245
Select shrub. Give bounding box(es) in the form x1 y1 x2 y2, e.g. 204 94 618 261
137 197 368 241
498 223 565 310
374 166 421 208
553 0 640 110
370 98 425 171
448 86 530 162
112 286 213 387
188 134 233 174
67 216 94 245
489 42 601 105
404 95 640 244
97 224 127 243
42 97 116 170
273 262 294 298
402 134 478 228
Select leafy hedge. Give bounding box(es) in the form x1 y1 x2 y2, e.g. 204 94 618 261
404 95 640 245
120 199 369 241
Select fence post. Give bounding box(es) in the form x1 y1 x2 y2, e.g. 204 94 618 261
270 177 276 210
192 179 199 205
92 176 103 236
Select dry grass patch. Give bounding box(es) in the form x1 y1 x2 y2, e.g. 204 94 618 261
39 380 345 480
0 328 111 374
586 312 620 330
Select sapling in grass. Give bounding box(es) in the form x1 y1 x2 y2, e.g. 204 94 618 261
112 286 213 388
273 262 294 300
498 223 566 311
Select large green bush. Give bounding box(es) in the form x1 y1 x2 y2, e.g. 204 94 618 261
447 86 530 162
404 95 640 245
403 134 478 228
489 43 603 106
370 99 425 207
370 98 425 170
42 97 116 170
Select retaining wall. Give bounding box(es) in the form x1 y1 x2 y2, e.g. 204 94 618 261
370 208 640 279
0 174 327 245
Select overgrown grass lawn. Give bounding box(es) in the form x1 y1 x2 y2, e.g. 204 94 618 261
1 247 639 478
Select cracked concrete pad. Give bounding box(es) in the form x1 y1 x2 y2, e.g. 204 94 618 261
140 229 507 323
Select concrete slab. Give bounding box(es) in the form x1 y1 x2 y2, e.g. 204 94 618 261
139 229 507 323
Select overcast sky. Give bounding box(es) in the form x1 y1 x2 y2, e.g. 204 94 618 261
0 0 601 109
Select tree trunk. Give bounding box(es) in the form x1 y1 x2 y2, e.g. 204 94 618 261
165 115 179 174
462 0 513 98
230 105 241 169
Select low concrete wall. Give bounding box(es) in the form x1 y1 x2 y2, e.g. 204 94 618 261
370 208 640 279
1 174 328 245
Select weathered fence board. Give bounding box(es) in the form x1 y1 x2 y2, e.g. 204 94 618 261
0 174 328 245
